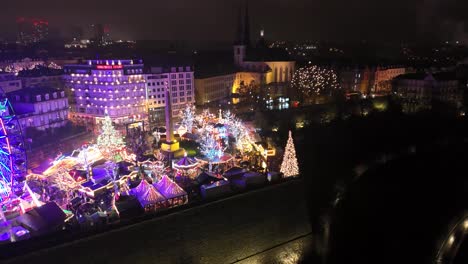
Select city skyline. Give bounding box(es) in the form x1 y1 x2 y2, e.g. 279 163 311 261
0 0 467 43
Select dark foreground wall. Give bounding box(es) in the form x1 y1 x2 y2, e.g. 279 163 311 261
5 179 312 264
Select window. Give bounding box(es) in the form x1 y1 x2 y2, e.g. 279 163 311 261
179 92 184 96
186 73 191 78
187 97 192 101
172 87 177 91
173 98 177 104
157 88 160 92
171 80 177 85
153 89 156 92
186 79 191 84
186 85 191 90
178 74 184 78
179 80 184 85
45 94 50 100
179 86 184 90
162 94 165 97
180 97 185 102
171 74 176 79
148 83 151 86
36 95 41 102
187 91 192 95
172 92 177 98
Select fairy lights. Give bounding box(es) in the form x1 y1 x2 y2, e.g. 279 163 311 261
291 65 339 96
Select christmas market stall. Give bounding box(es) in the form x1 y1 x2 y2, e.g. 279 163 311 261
200 180 231 200
153 175 188 207
130 180 166 212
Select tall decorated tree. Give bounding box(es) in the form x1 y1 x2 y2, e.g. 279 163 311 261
97 110 125 159
280 131 299 177
180 104 195 133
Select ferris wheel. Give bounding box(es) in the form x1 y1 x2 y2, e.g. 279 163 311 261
0 99 27 201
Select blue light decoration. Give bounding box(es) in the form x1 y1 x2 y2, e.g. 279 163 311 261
0 99 27 201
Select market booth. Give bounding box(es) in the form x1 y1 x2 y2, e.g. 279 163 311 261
200 180 231 200
153 175 188 207
131 180 166 212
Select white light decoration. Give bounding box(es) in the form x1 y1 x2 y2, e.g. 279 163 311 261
97 110 125 159
291 65 339 96
180 104 195 133
280 131 299 177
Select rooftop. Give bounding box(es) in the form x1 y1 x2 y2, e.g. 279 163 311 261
395 71 458 81
8 87 66 104
18 66 63 77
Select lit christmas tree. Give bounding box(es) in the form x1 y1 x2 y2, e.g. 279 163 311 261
280 131 299 177
180 104 195 133
97 110 125 158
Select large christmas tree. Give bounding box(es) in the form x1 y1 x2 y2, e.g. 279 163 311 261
97 111 125 158
180 104 195 133
280 131 299 177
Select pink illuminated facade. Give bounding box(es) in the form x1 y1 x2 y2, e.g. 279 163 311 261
64 59 147 125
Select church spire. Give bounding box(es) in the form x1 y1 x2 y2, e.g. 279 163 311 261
243 1 251 46
235 4 243 45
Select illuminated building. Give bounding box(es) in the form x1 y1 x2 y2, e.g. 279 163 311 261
195 3 295 105
232 3 295 93
195 72 236 105
146 66 194 124
337 66 375 95
0 73 22 94
8 87 69 130
64 59 146 125
16 17 49 44
91 24 112 46
392 72 462 112
374 66 406 94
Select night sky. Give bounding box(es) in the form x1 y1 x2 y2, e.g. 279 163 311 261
0 0 467 43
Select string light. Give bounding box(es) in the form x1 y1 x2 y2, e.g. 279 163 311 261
291 65 339 96
280 131 299 177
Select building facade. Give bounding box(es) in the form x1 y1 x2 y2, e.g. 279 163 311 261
18 67 64 89
0 72 22 94
195 72 236 105
146 66 194 124
337 66 375 95
16 17 49 44
393 72 462 112
64 59 146 126
374 66 406 94
8 87 69 130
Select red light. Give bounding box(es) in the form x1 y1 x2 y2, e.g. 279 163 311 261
96 65 123 70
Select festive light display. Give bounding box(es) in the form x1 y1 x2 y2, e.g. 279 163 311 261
97 110 125 158
199 133 225 162
0 99 27 200
291 65 339 96
180 104 195 133
280 131 299 177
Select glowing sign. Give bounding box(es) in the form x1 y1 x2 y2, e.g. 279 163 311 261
96 65 123 70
